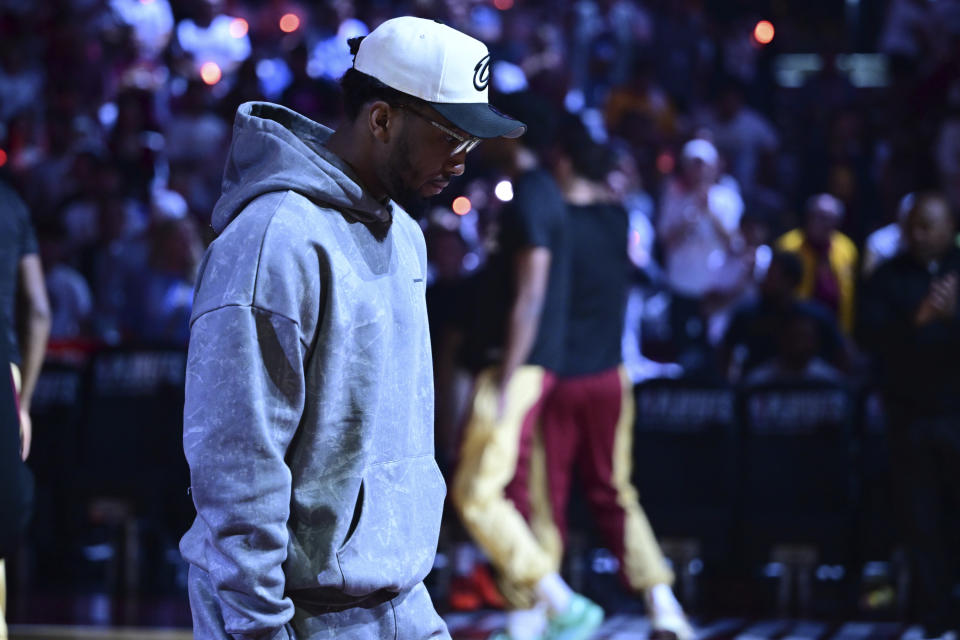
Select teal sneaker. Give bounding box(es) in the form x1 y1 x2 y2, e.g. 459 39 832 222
544 594 604 640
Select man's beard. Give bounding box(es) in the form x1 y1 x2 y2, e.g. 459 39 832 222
381 132 429 219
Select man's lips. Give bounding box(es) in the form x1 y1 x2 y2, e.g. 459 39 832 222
425 179 449 194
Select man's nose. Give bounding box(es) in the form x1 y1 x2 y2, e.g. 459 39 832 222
445 153 466 176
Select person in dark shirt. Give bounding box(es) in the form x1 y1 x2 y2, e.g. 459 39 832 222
452 94 603 640
859 192 960 638
0 179 50 460
541 129 694 640
0 177 48 636
721 250 845 382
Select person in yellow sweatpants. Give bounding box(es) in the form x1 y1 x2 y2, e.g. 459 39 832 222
451 98 603 640
539 126 693 639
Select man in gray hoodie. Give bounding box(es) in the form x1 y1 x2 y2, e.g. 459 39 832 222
179 17 525 640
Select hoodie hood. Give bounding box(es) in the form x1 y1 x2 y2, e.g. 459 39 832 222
212 102 391 233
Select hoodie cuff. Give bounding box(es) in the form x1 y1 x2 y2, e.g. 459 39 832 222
231 625 292 640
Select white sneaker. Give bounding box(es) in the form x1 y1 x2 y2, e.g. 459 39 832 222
644 585 695 640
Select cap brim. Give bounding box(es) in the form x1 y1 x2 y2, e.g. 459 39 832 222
429 102 526 139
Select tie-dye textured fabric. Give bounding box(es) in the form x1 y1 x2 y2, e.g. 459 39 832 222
180 102 448 639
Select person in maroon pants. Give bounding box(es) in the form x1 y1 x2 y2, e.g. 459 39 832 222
542 124 694 640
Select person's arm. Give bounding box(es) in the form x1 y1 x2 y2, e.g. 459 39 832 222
184 303 304 638
183 204 316 640
497 247 551 416
16 253 51 460
657 187 696 251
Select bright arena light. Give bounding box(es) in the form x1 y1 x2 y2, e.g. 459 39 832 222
0 149 7 168
494 179 514 202
280 13 301 33
200 62 222 85
754 20 775 45
452 196 472 216
494 0 514 9
230 18 249 39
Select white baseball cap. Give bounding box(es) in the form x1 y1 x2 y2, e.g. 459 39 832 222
681 138 719 166
353 16 526 139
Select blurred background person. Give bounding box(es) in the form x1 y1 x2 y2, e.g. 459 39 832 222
656 137 743 374
721 250 846 384
452 92 603 640
859 192 960 639
776 193 858 334
742 312 844 387
0 174 49 637
0 176 50 462
862 192 914 278
545 121 694 640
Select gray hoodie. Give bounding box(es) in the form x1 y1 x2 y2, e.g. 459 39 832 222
180 102 445 638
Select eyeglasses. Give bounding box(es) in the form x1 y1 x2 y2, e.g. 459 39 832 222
400 105 481 157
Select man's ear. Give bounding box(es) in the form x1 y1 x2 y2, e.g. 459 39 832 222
368 101 395 144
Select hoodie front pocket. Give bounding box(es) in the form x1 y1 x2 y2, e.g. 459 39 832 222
335 455 445 597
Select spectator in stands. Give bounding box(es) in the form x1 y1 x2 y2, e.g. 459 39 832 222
107 87 161 202
859 192 960 639
776 193 858 334
127 216 202 345
743 312 844 387
0 35 43 124
721 250 845 383
695 79 778 198
604 56 676 146
38 222 93 341
657 137 743 371
704 209 774 346
863 192 913 277
164 80 231 219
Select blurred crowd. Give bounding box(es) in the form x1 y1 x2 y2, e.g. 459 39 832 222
0 0 957 376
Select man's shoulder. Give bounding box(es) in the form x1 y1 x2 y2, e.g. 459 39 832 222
219 190 339 249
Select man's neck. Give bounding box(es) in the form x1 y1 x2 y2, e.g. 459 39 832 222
325 127 387 202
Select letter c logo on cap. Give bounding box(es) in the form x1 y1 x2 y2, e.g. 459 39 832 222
473 54 491 92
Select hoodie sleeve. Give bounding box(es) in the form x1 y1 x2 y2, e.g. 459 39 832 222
184 305 304 638
183 198 317 639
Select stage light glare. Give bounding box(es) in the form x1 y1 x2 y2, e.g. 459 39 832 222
754 20 775 45
0 149 7 168
494 180 514 202
200 62 222 85
452 196 472 215
494 0 514 10
230 18 249 39
280 13 301 33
